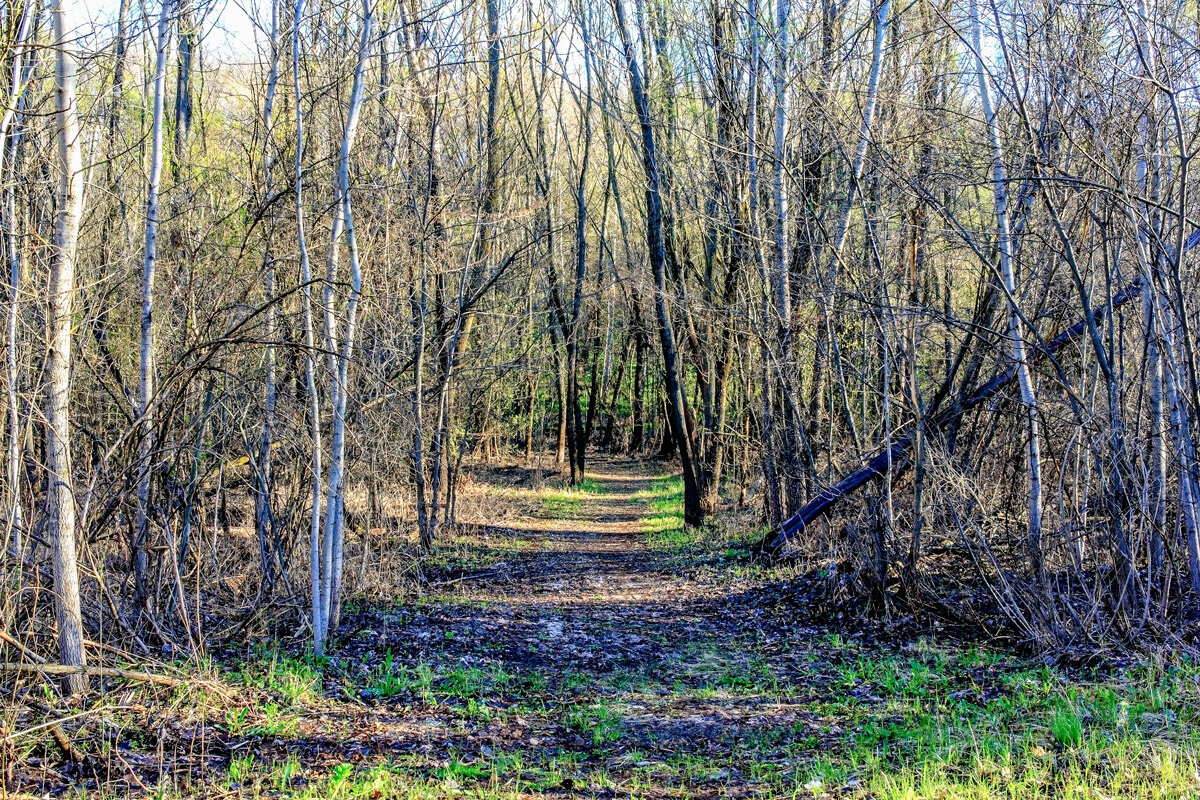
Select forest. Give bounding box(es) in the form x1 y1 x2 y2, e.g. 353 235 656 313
6 0 1200 794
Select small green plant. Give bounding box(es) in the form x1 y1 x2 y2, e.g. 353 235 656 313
226 754 256 788
435 754 489 782
464 697 493 720
566 701 624 747
274 755 301 791
224 706 250 735
441 664 487 698
248 702 299 737
1050 698 1084 748
370 650 406 698
369 651 436 702
329 762 355 786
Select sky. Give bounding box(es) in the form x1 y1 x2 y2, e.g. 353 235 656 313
87 0 259 63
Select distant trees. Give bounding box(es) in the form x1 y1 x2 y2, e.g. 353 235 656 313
5 0 1200 667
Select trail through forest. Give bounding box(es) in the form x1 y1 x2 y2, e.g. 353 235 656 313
17 459 1200 798
326 458 824 791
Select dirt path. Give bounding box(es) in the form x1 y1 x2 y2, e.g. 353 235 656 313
310 457 826 796
17 460 1200 799
400 460 734 675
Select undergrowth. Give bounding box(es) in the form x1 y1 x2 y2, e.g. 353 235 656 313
12 462 1200 799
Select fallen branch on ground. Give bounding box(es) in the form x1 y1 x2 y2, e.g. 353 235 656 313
0 662 185 688
0 663 234 700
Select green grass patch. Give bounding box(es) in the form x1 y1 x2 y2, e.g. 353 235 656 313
231 645 325 705
540 491 583 517
564 700 624 747
538 477 603 517
636 475 693 548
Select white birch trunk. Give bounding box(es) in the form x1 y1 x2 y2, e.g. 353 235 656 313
294 0 327 652
970 0 1044 571
770 0 790 335
136 0 172 603
49 0 86 694
321 0 374 636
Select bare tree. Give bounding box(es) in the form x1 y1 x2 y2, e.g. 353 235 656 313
48 0 86 694
969 0 1045 578
1 0 32 557
135 0 172 607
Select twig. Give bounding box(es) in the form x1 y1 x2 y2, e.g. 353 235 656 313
4 705 134 749
0 630 45 664
0 662 185 688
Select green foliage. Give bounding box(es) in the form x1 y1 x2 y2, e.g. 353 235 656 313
369 650 435 702
565 702 624 747
232 645 324 705
247 702 300 737
1048 697 1084 748
225 755 256 789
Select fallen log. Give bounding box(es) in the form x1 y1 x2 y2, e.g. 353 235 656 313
0 662 186 688
757 266 1174 556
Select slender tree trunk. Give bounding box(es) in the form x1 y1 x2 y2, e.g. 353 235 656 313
411 255 432 550
1125 0 1200 592
612 0 702 526
2 0 32 557
567 7 594 483
136 0 172 609
321 0 374 635
293 0 326 653
970 0 1044 579
631 316 647 453
172 0 194 178
256 0 282 595
746 0 781 525
49 0 87 695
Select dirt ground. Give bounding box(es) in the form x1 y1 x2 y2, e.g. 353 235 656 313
10 457 1200 799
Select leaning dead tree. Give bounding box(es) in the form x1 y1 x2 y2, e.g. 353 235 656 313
758 239 1200 558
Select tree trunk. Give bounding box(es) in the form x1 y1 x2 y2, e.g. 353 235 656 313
321 0 374 636
256 0 282 597
49 0 87 695
970 0 1045 579
612 0 702 526
293 0 326 653
2 0 32 557
136 0 172 608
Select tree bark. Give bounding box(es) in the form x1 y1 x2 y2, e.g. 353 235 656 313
136 0 172 608
293 0 326 653
970 0 1045 579
2 0 32 558
49 0 87 695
